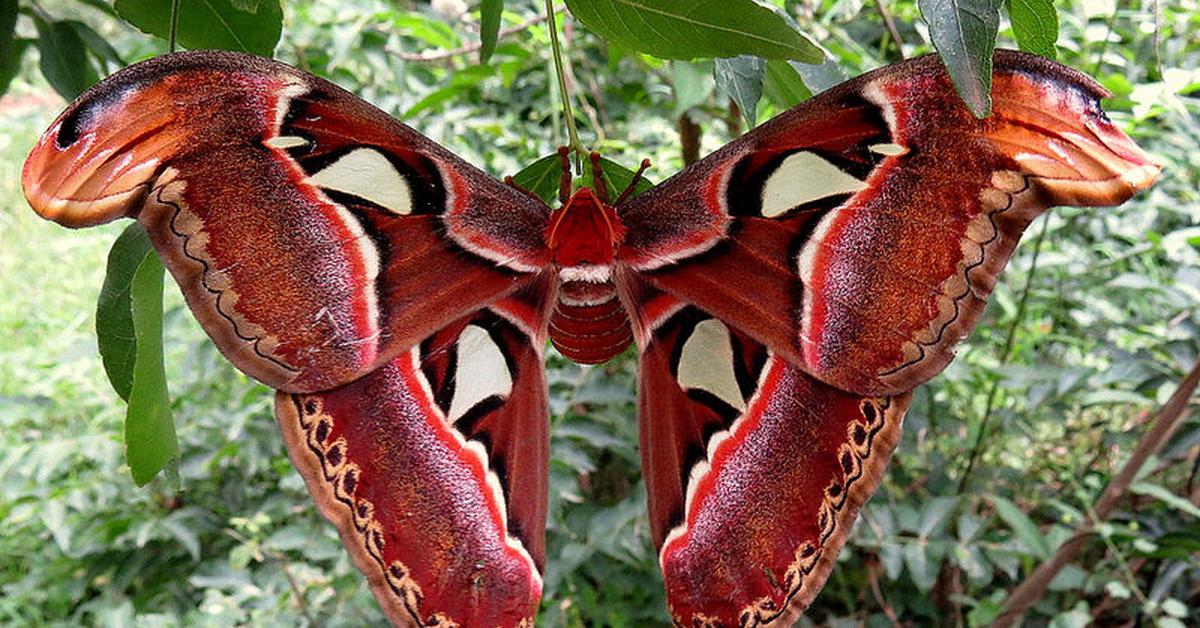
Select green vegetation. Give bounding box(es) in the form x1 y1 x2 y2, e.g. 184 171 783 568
1 0 1197 625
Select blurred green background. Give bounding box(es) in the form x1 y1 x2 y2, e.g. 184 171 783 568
1 0 1198 626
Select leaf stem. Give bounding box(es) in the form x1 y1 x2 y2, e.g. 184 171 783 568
168 0 181 53
957 216 1050 494
544 0 585 170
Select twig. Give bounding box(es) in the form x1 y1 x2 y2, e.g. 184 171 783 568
867 555 902 627
393 13 551 62
279 557 319 627
872 0 905 59
678 113 700 166
994 356 1200 627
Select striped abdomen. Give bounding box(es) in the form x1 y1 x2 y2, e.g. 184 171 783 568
550 278 632 364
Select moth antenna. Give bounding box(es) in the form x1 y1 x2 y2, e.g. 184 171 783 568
589 152 611 205
616 158 652 205
558 146 572 206
504 175 550 208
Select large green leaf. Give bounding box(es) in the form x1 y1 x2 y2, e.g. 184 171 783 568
97 224 154 401
1006 0 1058 59
33 16 100 100
919 0 1002 118
125 244 177 485
479 0 503 62
563 0 821 62
115 0 282 56
95 223 178 485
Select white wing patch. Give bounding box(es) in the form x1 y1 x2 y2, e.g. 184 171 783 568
760 151 868 218
308 148 413 215
447 325 514 424
265 135 311 149
677 319 746 413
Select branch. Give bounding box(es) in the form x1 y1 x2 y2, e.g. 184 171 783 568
993 355 1200 627
872 0 906 59
394 12 552 62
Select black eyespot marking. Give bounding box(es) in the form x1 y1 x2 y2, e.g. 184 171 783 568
861 401 878 423
853 424 868 447
840 450 855 475
325 443 344 468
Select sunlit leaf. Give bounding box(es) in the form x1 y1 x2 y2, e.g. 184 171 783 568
115 0 282 55
564 0 821 62
1007 0 1058 59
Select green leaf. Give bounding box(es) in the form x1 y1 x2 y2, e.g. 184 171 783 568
1006 0 1057 59
0 0 19 94
510 153 564 205
593 156 655 200
479 0 503 63
714 56 765 127
919 0 1002 118
763 59 812 109
114 0 282 56
510 153 655 206
563 0 821 62
125 247 177 486
989 494 1051 559
67 20 126 71
97 224 155 401
670 60 714 117
33 16 100 100
1131 482 1200 518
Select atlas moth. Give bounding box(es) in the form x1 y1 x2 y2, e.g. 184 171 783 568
22 49 1158 626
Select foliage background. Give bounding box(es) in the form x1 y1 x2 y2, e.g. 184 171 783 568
1 0 1198 626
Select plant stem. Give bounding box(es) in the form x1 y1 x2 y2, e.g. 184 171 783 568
168 0 181 53
957 217 1050 494
543 0 584 170
872 0 905 59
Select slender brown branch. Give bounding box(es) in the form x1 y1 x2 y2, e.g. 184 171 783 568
994 356 1200 627
867 555 902 627
678 113 700 166
279 557 319 627
872 0 905 59
393 12 552 62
